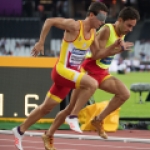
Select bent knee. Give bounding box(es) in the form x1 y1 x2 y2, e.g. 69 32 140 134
122 89 130 101
81 75 98 91
88 78 98 91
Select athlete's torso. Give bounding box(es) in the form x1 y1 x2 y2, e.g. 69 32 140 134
58 20 95 70
83 24 125 72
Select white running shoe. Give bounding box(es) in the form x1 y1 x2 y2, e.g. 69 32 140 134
65 116 83 133
12 127 24 150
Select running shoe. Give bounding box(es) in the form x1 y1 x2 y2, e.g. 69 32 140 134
65 116 83 133
12 127 24 150
91 117 108 139
42 133 56 150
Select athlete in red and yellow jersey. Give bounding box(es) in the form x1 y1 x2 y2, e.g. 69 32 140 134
12 2 110 150
50 20 95 101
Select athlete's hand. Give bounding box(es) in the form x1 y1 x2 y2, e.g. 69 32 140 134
114 39 122 47
122 41 134 51
114 39 134 51
31 42 44 57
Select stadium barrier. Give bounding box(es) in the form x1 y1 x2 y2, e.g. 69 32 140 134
0 57 58 122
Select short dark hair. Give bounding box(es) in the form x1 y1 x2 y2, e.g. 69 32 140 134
118 7 140 21
87 2 108 16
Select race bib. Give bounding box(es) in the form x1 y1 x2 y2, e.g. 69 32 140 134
100 56 114 65
69 48 87 67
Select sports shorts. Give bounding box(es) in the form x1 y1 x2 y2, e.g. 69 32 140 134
47 62 85 103
80 58 112 85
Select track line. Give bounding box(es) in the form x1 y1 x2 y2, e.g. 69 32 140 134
0 139 149 150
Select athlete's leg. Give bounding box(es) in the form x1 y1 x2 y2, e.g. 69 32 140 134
45 71 98 135
91 76 130 138
70 74 98 116
12 93 59 150
19 96 59 133
97 76 130 120
42 64 98 141
42 73 98 148
65 74 98 133
41 89 85 150
47 73 98 135
12 82 70 150
45 72 99 135
46 89 82 136
40 84 72 150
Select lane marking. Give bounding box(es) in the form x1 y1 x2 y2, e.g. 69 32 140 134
0 139 149 150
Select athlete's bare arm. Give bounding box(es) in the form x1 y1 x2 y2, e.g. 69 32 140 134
90 26 133 59
39 18 80 44
31 18 80 56
90 26 122 59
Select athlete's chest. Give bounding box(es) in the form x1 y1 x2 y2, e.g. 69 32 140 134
73 35 94 50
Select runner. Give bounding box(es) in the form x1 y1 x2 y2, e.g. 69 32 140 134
12 2 110 150
66 6 140 139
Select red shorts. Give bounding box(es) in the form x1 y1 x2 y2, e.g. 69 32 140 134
48 63 85 102
81 58 111 85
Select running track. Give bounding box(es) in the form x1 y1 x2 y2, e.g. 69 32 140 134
0 130 150 150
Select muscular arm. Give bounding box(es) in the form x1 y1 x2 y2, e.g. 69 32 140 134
38 18 80 44
90 26 123 60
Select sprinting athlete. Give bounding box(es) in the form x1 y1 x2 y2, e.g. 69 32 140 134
65 6 140 138
12 2 110 150
43 7 140 147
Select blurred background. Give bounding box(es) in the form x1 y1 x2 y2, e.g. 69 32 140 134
0 0 150 128
0 0 150 72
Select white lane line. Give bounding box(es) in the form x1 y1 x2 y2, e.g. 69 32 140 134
0 139 149 150
1 130 150 144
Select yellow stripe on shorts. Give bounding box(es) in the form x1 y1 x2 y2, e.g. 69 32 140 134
75 72 85 88
101 74 112 83
47 91 62 103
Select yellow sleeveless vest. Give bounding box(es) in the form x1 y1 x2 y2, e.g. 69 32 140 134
87 24 125 69
58 20 95 67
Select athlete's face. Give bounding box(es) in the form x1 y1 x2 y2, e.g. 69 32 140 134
119 18 137 35
90 11 107 29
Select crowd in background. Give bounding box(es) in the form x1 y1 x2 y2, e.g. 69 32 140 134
20 0 150 20
0 0 150 21
0 0 150 73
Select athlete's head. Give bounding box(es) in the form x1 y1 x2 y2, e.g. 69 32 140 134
87 2 108 29
117 7 140 35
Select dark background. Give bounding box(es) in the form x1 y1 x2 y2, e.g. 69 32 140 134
0 67 60 118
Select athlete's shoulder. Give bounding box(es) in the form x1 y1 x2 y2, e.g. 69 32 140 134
105 23 116 32
104 23 113 27
96 24 110 35
65 18 80 31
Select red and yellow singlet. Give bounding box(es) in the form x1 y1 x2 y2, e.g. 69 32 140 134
81 24 125 84
48 20 95 102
